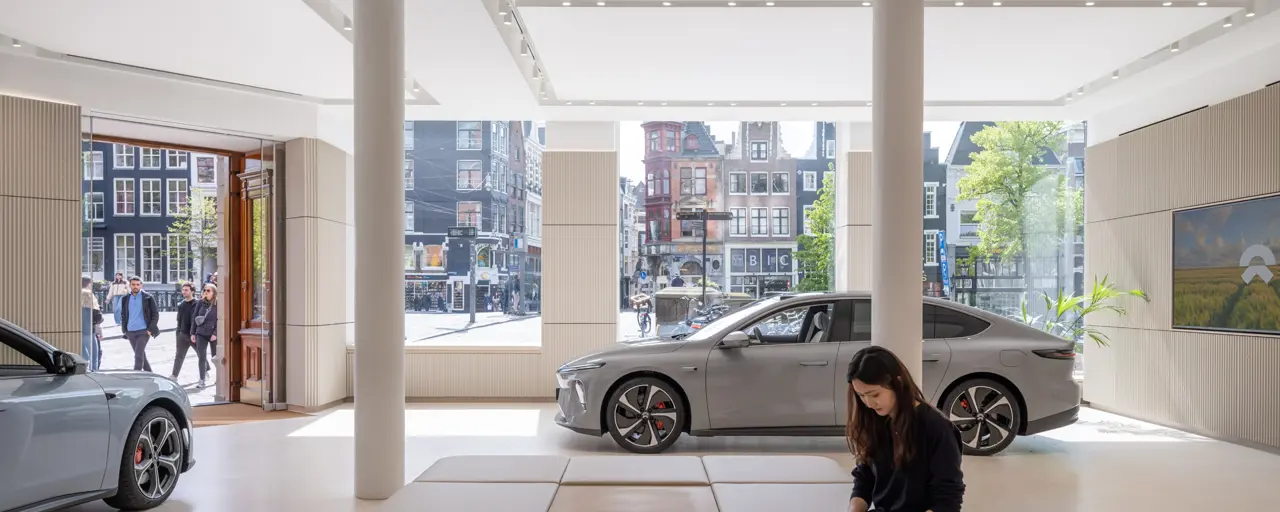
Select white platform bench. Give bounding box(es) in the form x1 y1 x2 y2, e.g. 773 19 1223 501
702 455 851 484
401 454 852 511
558 455 709 486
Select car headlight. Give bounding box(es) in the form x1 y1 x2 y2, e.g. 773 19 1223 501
558 361 606 373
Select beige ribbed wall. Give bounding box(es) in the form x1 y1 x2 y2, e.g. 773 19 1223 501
538 150 621 393
834 151 874 291
0 95 81 359
284 138 353 410
1085 84 1280 450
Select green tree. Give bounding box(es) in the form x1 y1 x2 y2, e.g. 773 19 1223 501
167 194 218 284
956 121 1082 294
794 172 835 292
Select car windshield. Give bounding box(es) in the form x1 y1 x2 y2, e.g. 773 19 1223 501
683 296 782 342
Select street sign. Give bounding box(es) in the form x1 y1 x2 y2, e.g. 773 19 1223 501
639 270 648 281
676 211 734 221
448 226 478 238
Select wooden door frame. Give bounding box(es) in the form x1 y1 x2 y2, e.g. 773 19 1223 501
224 156 246 403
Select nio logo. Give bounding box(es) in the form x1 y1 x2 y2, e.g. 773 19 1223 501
1240 244 1276 284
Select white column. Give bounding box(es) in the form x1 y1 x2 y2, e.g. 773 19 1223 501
539 122 620 393
833 122 873 292
353 0 405 500
872 0 924 381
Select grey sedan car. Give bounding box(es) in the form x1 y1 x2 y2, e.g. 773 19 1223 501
1 319 195 511
555 292 1080 455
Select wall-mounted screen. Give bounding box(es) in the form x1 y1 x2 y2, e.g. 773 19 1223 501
1173 194 1280 335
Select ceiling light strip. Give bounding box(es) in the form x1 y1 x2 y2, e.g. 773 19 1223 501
515 0 1252 7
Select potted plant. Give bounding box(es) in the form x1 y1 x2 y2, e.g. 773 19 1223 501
1020 274 1148 377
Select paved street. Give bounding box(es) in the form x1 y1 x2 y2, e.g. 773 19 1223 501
99 314 220 406
97 310 648 403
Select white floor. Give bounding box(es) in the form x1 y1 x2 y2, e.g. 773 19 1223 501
67 404 1280 512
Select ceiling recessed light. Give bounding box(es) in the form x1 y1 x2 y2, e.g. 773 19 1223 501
502 12 512 24
562 1 571 5
780 102 787 106
1085 1 1094 5
730 103 737 106
1198 1 1207 5
1112 70 1120 79
811 102 819 106
597 1 605 5
954 1 964 5
1245 10 1255 17
862 1 871 5
992 1 1001 4
1066 96 1073 101
1076 87 1084 96
765 1 775 4
343 18 352 31
1162 1 1172 5
566 101 572 105
589 101 596 105
727 1 736 5
708 102 715 106
499 6 509 15
638 101 644 105
865 101 872 106
413 85 420 92
663 1 672 4
661 102 668 106
1170 41 1180 52
11 38 21 48
1223 17 1233 27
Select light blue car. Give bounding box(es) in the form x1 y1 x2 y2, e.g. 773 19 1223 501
0 318 195 511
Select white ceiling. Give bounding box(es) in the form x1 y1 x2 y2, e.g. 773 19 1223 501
0 0 1275 148
0 0 354 99
521 6 1233 102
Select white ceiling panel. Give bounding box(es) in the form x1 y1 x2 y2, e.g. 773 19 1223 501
520 6 1234 102
0 0 354 99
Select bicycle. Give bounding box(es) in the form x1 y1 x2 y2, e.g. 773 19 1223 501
636 303 652 335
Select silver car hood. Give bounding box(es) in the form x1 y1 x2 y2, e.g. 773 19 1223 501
560 337 687 369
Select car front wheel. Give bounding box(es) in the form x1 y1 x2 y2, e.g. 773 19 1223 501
605 377 685 454
104 406 183 510
943 378 1022 456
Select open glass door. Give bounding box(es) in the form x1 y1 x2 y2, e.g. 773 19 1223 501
236 143 277 406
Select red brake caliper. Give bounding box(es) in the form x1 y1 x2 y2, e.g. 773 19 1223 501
135 446 143 464
655 402 665 430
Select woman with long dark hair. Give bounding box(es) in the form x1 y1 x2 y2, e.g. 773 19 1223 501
846 346 965 512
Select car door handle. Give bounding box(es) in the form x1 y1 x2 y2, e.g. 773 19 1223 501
799 361 828 367
924 354 941 363
105 391 118 400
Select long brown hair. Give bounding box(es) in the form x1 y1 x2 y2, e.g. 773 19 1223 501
845 346 930 468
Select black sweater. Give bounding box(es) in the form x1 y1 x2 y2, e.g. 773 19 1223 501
850 403 965 512
175 299 195 336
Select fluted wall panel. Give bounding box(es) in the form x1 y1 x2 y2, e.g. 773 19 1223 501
346 349 544 398
1085 85 1280 450
283 138 353 410
835 152 873 291
0 95 80 357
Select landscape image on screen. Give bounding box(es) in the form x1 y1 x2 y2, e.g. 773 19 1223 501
1173 194 1280 334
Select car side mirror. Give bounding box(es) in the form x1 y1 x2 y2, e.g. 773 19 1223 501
719 331 752 349
54 351 88 375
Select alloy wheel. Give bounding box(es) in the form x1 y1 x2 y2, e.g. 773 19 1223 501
947 385 1016 451
612 384 678 449
133 417 182 500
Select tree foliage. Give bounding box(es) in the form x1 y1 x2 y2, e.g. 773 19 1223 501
794 172 835 292
167 194 219 282
956 121 1082 292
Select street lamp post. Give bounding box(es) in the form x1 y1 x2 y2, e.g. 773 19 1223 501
677 210 734 305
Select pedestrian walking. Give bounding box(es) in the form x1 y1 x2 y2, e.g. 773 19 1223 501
80 277 102 371
118 276 160 372
189 283 219 389
105 273 129 325
170 282 197 382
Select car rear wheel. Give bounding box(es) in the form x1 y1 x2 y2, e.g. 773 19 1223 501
943 378 1021 456
104 406 183 510
605 377 685 454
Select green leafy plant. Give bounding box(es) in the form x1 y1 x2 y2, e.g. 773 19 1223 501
794 172 835 292
1020 274 1148 347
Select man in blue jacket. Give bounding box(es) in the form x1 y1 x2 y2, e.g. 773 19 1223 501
118 276 160 372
